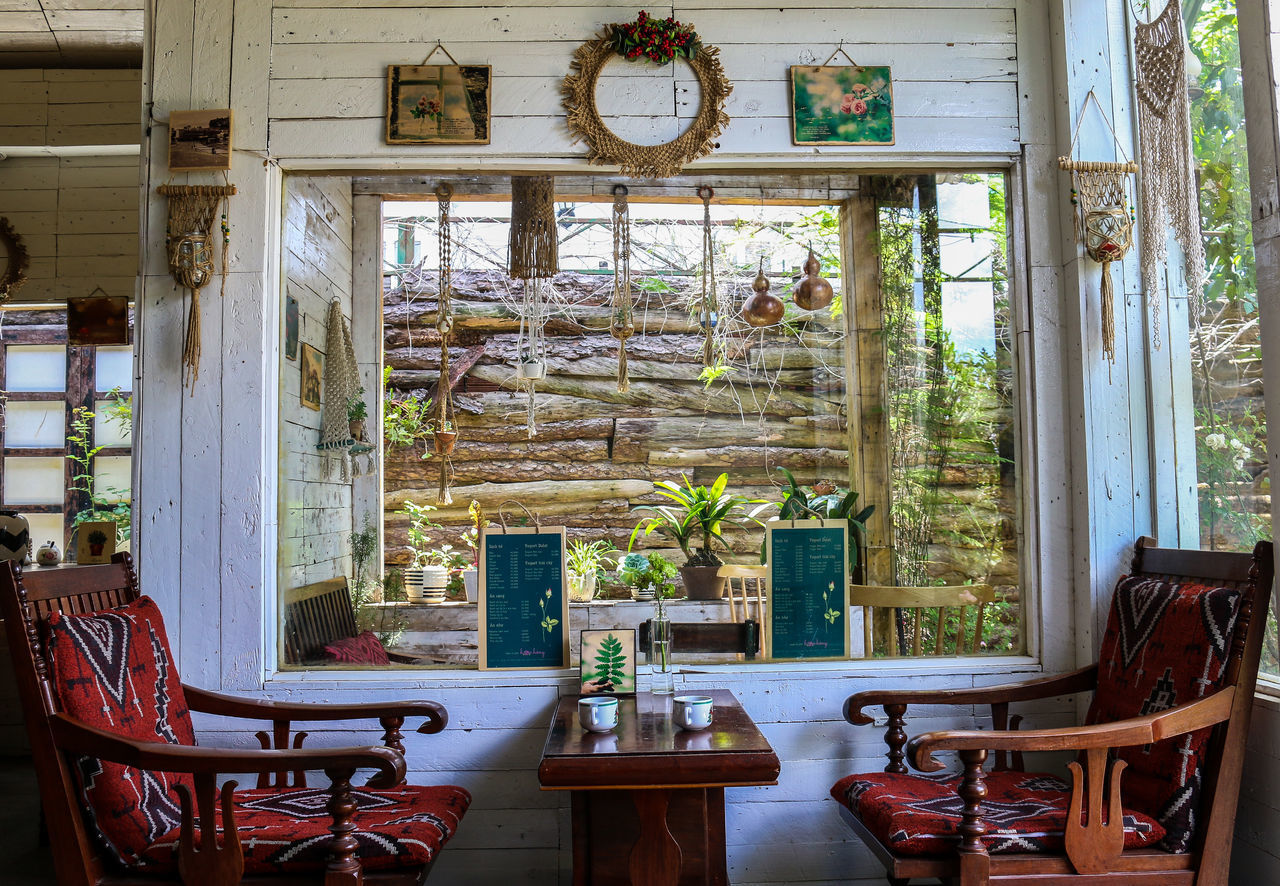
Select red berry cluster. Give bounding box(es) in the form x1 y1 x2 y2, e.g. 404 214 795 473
610 10 698 65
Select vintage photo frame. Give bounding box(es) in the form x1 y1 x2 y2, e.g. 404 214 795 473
386 64 491 145
789 65 894 146
168 109 234 172
580 628 637 695
300 343 322 411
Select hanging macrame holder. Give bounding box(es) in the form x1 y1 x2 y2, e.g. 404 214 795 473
433 183 457 505
156 183 236 392
610 185 635 392
1058 89 1137 368
697 186 720 368
508 176 559 438
317 298 371 481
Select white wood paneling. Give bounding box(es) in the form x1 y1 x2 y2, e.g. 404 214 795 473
0 68 140 149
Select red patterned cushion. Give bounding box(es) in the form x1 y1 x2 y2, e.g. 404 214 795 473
1086 575 1242 851
323 630 391 665
138 783 471 873
47 596 195 867
832 770 1165 855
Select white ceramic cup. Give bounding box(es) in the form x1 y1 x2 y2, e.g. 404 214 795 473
673 695 714 731
578 696 619 733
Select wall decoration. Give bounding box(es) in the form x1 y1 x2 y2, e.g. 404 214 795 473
386 44 490 145
563 12 732 179
792 247 834 311
790 48 893 146
168 109 233 172
300 343 322 411
318 298 371 480
284 293 300 360
509 176 558 437
75 521 117 565
156 183 236 391
0 216 30 303
479 525 569 670
1059 90 1138 367
765 519 851 661
433 183 458 504
743 259 783 327
610 185 635 392
1133 0 1206 347
67 288 130 346
580 629 637 694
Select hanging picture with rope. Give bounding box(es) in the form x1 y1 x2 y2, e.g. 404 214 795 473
790 46 893 145
386 45 491 145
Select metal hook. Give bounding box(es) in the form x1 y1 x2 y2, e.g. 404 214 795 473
612 184 629 197
435 182 453 200
696 185 714 202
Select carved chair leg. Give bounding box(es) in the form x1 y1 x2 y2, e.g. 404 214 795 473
957 749 990 886
884 704 908 774
325 766 363 886
367 716 407 788
176 776 244 886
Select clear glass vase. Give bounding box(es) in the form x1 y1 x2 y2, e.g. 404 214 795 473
650 615 674 695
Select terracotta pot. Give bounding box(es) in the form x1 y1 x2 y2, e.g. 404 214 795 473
349 419 366 441
680 565 725 601
433 430 457 455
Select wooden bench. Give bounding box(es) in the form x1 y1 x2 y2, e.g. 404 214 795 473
281 577 418 665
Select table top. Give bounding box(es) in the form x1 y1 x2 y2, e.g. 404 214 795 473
538 689 780 790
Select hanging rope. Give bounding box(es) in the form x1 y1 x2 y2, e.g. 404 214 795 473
698 186 717 368
434 183 456 505
1134 0 1206 347
156 183 236 392
508 176 559 437
610 185 634 392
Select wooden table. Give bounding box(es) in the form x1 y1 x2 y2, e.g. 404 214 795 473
538 690 780 886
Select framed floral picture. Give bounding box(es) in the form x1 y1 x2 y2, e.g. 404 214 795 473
386 64 491 145
580 629 637 695
789 65 894 146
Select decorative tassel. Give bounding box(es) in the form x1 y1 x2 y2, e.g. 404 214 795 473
616 342 630 393
508 176 559 279
1100 259 1115 364
182 287 201 390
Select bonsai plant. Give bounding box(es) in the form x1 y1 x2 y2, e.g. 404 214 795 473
567 539 616 603
772 467 875 582
629 472 769 600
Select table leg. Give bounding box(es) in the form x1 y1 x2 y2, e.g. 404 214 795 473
629 790 682 886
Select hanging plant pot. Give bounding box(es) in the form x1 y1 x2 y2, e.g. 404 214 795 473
433 430 458 455
680 565 725 601
517 360 547 381
349 419 366 441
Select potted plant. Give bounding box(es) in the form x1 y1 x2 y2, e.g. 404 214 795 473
517 352 547 381
426 544 469 603
400 500 445 603
347 395 368 442
567 539 615 603
431 420 457 455
629 472 769 600
460 500 487 602
772 467 875 583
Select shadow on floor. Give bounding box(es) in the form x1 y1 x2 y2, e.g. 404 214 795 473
0 756 55 884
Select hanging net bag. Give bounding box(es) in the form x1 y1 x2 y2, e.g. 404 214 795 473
319 298 365 481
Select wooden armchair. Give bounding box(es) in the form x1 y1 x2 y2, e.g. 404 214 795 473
0 554 469 886
832 537 1274 886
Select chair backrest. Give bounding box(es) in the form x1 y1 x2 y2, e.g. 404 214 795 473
1087 536 1274 857
718 564 766 625
0 554 143 886
638 618 760 661
281 576 360 664
848 583 997 657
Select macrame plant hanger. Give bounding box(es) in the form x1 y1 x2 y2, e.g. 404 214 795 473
433 183 457 505
156 182 236 392
1058 88 1137 368
318 298 368 481
1133 0 1207 347
697 186 719 368
610 185 635 392
508 176 559 437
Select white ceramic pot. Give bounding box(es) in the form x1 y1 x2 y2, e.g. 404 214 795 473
568 571 597 603
463 568 479 603
517 360 546 381
404 567 426 603
421 565 449 603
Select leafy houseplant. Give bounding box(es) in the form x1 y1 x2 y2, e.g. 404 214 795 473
400 501 447 603
68 406 130 547
773 467 875 582
630 472 769 600
350 515 407 643
347 394 368 441
567 539 616 603
382 366 434 459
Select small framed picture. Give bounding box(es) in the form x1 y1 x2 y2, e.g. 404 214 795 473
789 65 894 146
386 64 491 145
76 521 117 566
168 109 234 172
300 343 322 411
284 294 300 361
580 629 637 695
67 293 130 345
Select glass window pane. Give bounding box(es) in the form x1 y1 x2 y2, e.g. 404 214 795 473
24 513 66 553
93 456 131 501
95 347 133 393
3 457 63 505
5 346 65 392
94 400 132 448
4 402 65 448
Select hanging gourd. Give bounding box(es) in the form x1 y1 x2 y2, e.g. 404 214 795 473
508 176 559 436
1059 89 1137 366
792 246 834 311
743 259 784 327
610 185 635 392
433 183 457 505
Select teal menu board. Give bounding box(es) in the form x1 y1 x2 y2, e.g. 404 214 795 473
766 520 851 660
479 527 569 670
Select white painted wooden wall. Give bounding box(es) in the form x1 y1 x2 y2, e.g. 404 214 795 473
124 1 1206 884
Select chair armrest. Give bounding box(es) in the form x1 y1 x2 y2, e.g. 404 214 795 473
183 685 448 734
843 665 1098 724
908 686 1236 771
48 713 407 783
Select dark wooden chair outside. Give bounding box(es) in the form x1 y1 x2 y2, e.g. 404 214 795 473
833 537 1275 886
0 554 469 886
639 618 761 661
281 577 418 665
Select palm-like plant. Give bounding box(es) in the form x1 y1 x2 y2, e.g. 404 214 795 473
630 472 771 567
774 466 875 573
